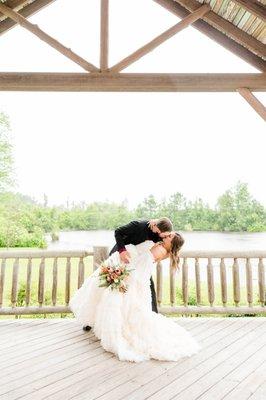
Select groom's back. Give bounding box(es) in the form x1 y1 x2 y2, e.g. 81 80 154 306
109 220 160 255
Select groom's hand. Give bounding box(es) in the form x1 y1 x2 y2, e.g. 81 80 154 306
120 251 131 264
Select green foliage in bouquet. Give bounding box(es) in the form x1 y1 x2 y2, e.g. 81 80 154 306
98 262 135 293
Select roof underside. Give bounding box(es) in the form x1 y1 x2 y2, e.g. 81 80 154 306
199 0 265 44
0 0 265 70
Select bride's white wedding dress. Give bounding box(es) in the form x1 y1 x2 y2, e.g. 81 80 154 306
69 240 201 363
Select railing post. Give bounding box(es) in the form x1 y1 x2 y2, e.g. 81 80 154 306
258 258 265 307
156 261 163 307
182 257 188 307
93 246 109 271
195 257 201 306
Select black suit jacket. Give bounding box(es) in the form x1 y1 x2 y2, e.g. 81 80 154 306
109 220 161 256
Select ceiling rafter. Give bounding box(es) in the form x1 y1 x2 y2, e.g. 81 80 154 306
153 0 266 71
109 4 210 73
0 2 99 73
173 0 266 59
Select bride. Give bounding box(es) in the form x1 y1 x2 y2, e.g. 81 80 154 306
69 232 201 363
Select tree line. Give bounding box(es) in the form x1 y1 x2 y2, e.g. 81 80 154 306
0 111 265 248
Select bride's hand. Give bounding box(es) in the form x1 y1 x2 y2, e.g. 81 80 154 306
120 251 131 264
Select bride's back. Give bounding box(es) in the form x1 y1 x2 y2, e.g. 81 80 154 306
150 243 168 262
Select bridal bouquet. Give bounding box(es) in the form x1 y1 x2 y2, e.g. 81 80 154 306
98 261 134 293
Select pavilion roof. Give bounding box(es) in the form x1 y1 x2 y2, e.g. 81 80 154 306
0 0 265 71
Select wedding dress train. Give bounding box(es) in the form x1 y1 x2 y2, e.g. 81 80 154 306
69 240 201 362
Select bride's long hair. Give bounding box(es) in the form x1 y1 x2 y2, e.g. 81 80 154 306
169 232 185 272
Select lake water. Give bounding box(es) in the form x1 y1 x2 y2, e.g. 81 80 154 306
46 230 266 285
46 230 266 252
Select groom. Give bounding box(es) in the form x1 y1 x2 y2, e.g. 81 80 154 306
83 217 173 331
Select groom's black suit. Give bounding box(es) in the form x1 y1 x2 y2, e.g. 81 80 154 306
109 220 160 313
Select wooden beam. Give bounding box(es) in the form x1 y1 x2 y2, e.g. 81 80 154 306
153 0 266 72
100 0 109 71
109 4 210 73
0 0 57 34
237 88 266 121
0 2 99 73
233 0 266 22
172 0 266 59
0 72 265 92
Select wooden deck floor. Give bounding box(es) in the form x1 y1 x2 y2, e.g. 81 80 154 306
0 317 265 400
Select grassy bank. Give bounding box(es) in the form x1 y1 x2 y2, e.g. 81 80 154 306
0 258 263 319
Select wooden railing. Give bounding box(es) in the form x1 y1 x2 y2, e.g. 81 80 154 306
0 247 265 316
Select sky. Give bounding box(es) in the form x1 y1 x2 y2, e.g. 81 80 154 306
0 0 265 209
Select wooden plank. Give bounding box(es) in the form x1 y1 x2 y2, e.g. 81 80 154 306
166 331 266 400
0 327 95 378
10 320 217 400
100 0 109 71
0 249 92 258
248 380 266 400
0 72 265 92
233 0 266 22
0 3 99 72
0 349 113 399
153 0 266 71
237 87 266 121
0 343 107 388
128 320 265 400
160 305 266 314
173 0 266 58
0 325 90 363
60 319 261 400
0 338 103 399
109 4 210 72
0 319 74 350
0 318 252 400
21 319 246 400
197 356 266 400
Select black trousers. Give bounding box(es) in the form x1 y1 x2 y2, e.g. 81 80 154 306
109 244 158 313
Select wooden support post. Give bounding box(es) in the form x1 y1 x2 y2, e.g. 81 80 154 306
237 88 266 122
0 2 99 73
109 4 210 72
100 0 109 71
93 246 109 271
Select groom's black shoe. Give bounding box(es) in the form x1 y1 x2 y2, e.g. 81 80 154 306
83 325 92 332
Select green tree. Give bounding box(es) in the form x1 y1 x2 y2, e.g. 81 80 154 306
0 112 14 192
216 181 266 231
135 195 160 219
